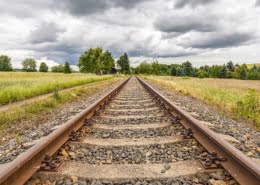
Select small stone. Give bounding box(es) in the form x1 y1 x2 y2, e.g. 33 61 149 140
146 151 153 157
102 133 110 138
71 176 78 183
164 163 171 170
209 179 227 185
161 169 166 173
246 151 254 157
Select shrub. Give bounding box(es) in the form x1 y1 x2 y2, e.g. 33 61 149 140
236 89 260 126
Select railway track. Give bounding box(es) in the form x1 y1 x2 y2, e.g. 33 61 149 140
0 76 259 185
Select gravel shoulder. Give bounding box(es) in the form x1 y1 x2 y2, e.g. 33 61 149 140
0 77 125 164
144 78 260 160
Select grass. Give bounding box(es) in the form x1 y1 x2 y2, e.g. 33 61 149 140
142 75 260 127
0 77 123 132
0 72 116 105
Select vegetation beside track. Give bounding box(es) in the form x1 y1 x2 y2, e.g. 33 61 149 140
143 75 260 127
0 72 116 105
0 77 124 132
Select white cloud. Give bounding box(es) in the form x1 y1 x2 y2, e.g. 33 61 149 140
0 0 259 67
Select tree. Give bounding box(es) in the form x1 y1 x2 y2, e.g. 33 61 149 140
182 61 193 76
0 55 12 71
220 65 227 78
51 65 65 73
170 65 177 76
240 64 248 80
22 58 37 72
117 53 130 74
78 47 103 73
138 62 152 74
151 61 160 75
78 48 115 74
227 61 235 72
98 50 115 74
39 62 48 72
64 61 72 74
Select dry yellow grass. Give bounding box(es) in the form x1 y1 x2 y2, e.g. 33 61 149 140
143 75 260 127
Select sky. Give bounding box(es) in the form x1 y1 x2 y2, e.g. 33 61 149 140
0 0 260 69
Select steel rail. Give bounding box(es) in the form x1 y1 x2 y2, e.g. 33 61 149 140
0 76 131 185
136 76 260 185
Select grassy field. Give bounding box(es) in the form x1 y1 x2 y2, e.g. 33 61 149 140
143 76 260 127
0 72 116 105
0 77 124 132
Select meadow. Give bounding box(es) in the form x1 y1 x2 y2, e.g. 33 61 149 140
143 76 260 127
0 72 115 105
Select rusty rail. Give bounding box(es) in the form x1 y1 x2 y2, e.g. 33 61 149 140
0 76 131 185
136 76 260 185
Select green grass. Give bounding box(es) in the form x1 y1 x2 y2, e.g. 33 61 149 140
142 75 260 127
0 77 123 131
0 72 116 105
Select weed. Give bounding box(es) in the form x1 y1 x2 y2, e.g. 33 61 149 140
15 133 23 146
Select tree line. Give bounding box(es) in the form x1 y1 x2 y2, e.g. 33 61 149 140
0 55 72 73
133 61 260 80
0 47 130 74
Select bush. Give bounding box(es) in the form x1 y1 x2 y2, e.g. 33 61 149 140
236 89 260 126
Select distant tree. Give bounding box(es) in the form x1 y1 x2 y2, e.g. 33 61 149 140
22 58 37 72
51 65 64 73
64 62 72 74
151 61 160 75
227 61 235 72
138 62 153 74
240 64 248 80
0 55 12 71
98 50 115 74
117 53 130 74
78 47 103 73
220 65 228 78
170 65 177 76
196 69 208 78
39 62 48 72
181 61 193 76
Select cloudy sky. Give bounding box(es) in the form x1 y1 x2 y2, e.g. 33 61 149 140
0 0 260 69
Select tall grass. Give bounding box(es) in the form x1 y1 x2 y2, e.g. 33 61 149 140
0 77 122 131
143 75 260 127
0 72 115 105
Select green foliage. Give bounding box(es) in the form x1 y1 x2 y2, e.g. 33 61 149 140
39 62 48 72
236 89 260 126
196 69 208 78
171 65 177 76
227 61 235 72
15 133 23 146
51 65 65 73
138 62 153 74
78 48 115 74
151 61 160 75
240 64 248 80
22 58 37 72
0 55 12 71
182 61 193 76
220 65 227 78
117 53 130 74
64 61 72 74
98 50 115 74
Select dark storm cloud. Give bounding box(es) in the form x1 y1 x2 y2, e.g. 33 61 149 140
29 22 65 44
56 0 148 16
186 33 254 49
174 0 216 8
154 15 216 33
